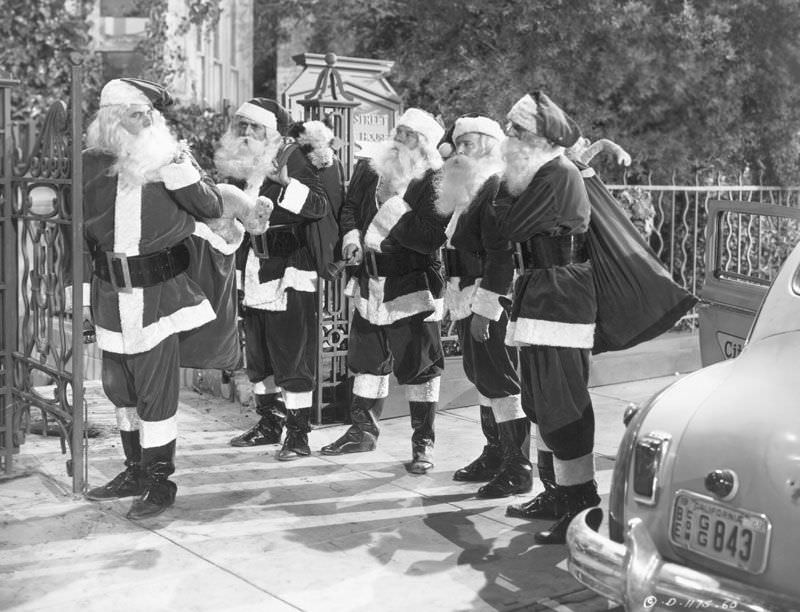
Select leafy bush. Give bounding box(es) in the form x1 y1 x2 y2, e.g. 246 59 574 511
163 103 230 179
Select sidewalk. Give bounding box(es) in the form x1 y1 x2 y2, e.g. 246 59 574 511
0 374 680 612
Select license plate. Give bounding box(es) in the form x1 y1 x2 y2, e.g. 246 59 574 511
669 490 771 574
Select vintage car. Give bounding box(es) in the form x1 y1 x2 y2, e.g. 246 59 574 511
566 200 800 611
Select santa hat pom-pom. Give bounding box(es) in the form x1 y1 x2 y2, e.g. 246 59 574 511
438 141 454 159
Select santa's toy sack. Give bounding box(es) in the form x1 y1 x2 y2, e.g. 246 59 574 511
178 233 241 370
579 164 698 355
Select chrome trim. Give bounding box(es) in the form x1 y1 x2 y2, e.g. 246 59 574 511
632 431 671 506
567 508 800 612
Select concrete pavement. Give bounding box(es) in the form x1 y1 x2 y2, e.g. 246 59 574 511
0 374 681 612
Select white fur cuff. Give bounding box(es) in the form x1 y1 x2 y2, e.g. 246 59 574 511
115 407 140 432
278 178 309 215
159 160 201 191
554 452 595 486
253 376 277 395
353 373 390 399
342 229 362 251
283 389 313 409
491 395 525 422
139 415 178 448
364 195 411 250
405 377 441 402
471 287 504 322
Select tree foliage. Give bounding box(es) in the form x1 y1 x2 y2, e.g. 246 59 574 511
255 0 800 184
0 0 103 119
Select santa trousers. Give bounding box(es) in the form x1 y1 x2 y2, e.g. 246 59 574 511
243 288 317 395
456 312 520 401
101 335 180 447
347 310 443 385
518 344 594 460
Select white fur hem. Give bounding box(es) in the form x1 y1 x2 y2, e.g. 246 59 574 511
505 318 595 348
115 407 140 432
139 416 177 449
278 179 309 215
353 373 390 399
283 390 313 409
96 298 215 354
159 160 201 191
404 377 441 402
554 452 595 486
243 250 318 310
253 376 277 395
342 229 361 251
364 195 411 250
349 276 441 325
477 391 491 406
490 394 525 422
444 278 478 321
471 286 504 322
193 220 244 255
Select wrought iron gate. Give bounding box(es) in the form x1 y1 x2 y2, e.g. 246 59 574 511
0 58 86 493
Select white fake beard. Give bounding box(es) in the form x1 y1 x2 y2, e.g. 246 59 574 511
214 131 281 182
502 137 558 197
369 139 428 195
435 154 504 215
113 117 180 185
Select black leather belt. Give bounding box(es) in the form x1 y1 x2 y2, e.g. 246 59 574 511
251 224 303 259
442 248 483 278
363 250 433 278
93 242 190 293
515 233 588 270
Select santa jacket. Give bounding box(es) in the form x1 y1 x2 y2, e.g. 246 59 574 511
446 174 515 322
237 147 331 310
82 150 224 355
340 160 447 326
493 155 597 348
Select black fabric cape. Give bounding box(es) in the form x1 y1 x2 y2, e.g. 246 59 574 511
579 163 698 354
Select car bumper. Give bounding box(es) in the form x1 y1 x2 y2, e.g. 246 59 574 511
566 507 800 612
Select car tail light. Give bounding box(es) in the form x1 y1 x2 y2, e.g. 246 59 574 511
608 390 669 542
632 432 671 505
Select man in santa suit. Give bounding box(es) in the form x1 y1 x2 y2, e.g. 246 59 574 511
321 108 448 475
81 78 224 519
435 115 532 498
493 91 600 544
215 98 332 461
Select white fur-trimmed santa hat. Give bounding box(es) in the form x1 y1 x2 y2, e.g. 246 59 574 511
100 78 174 110
397 108 445 147
452 115 504 143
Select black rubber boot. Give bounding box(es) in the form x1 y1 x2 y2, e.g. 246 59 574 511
533 480 601 545
453 405 502 482
477 418 532 498
505 450 560 519
320 395 384 455
127 440 177 520
277 408 312 461
86 430 147 501
407 401 436 474
229 393 285 447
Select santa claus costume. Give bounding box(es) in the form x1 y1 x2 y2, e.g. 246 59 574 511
436 115 532 499
82 78 226 519
321 108 448 475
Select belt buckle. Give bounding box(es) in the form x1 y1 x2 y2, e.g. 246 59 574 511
251 233 269 259
364 250 379 278
106 252 133 293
